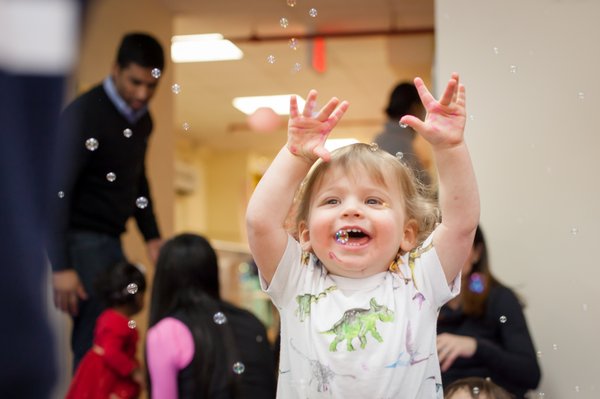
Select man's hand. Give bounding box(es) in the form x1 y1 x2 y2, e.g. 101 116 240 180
52 269 88 316
146 238 163 264
437 332 477 372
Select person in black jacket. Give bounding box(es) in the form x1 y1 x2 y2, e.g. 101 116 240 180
48 32 165 370
146 233 276 398
437 225 541 398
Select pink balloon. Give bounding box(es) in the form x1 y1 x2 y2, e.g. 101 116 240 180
246 107 282 133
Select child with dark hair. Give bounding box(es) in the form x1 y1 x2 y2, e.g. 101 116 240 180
444 377 514 399
146 233 276 399
66 261 146 399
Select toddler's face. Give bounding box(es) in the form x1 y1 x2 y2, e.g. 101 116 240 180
299 167 416 278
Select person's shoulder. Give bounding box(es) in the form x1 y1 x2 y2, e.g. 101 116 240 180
63 83 106 112
488 284 522 309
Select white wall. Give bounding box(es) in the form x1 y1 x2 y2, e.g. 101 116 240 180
435 0 600 397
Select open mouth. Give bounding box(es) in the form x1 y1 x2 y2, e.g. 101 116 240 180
335 228 370 246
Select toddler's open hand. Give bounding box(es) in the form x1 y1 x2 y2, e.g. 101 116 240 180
287 89 349 163
400 73 466 150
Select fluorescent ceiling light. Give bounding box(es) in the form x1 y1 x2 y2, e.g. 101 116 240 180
324 138 360 152
171 34 243 63
232 95 306 115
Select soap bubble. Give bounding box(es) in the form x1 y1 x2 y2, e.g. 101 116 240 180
136 197 148 209
85 138 99 151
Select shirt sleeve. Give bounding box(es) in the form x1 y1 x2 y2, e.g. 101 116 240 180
47 99 91 271
259 235 305 308
411 233 461 307
146 317 195 399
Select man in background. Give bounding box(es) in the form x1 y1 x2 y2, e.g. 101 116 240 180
49 32 165 370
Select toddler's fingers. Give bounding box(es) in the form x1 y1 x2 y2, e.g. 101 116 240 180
326 101 350 129
302 90 318 117
399 115 425 133
439 77 457 106
289 95 299 119
314 97 340 122
414 77 435 109
456 84 466 107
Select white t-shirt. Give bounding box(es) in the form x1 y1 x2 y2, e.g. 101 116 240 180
261 233 460 399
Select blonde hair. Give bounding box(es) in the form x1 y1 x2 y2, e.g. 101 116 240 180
290 143 438 248
444 377 514 399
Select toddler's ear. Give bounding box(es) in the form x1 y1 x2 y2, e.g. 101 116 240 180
400 219 418 252
298 221 312 252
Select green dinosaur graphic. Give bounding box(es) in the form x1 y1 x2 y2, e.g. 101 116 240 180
322 298 394 352
295 286 337 322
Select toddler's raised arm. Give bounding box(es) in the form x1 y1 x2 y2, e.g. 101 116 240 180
245 90 349 284
401 74 480 283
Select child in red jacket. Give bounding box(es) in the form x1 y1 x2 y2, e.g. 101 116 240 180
66 261 146 399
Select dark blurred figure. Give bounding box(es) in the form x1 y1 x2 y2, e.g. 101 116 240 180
147 233 276 398
437 226 541 398
47 32 165 371
0 1 85 397
374 82 432 186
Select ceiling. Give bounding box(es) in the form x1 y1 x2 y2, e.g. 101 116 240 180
159 0 435 153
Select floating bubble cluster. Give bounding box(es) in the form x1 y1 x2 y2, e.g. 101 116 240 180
309 8 318 17
123 128 132 138
58 191 65 199
106 172 116 182
128 320 136 329
267 55 276 64
280 17 289 28
182 122 191 131
151 68 161 79
171 83 182 94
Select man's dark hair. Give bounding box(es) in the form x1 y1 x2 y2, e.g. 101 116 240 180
385 82 420 119
116 32 165 71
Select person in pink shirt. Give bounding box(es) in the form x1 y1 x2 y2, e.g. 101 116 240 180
146 233 276 398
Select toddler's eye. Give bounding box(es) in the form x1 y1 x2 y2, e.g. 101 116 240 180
324 198 340 205
366 198 383 205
